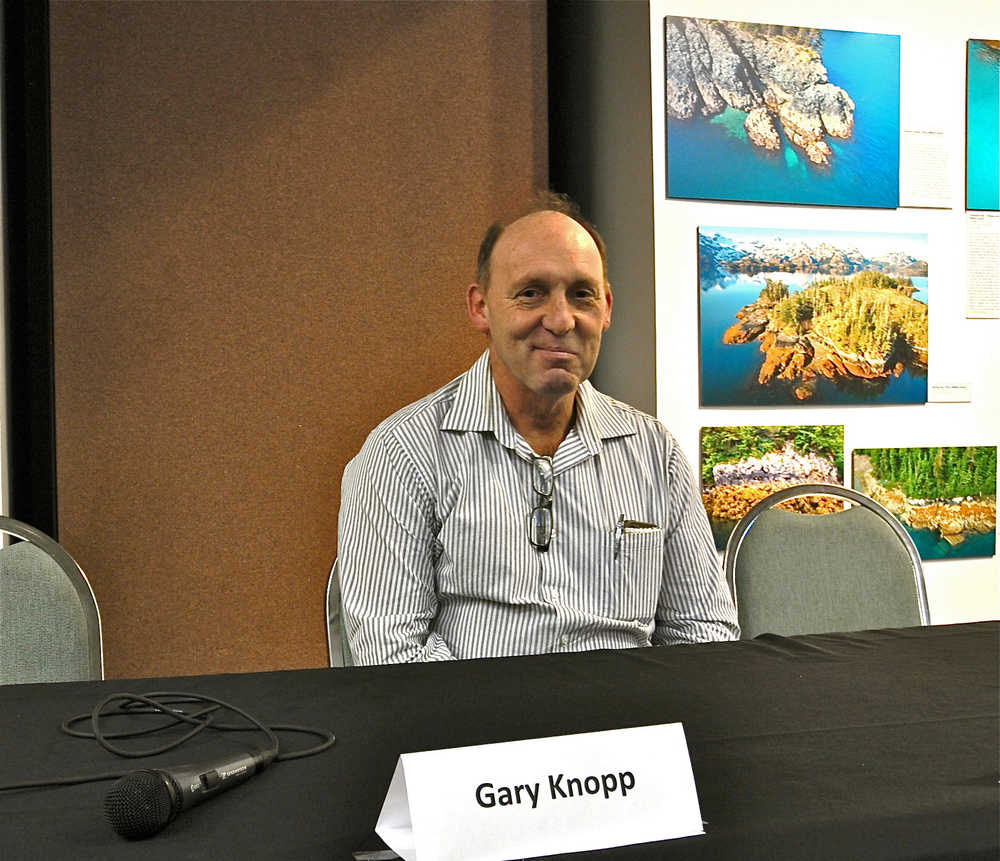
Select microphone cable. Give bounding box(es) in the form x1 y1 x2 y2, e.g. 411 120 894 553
0 690 336 792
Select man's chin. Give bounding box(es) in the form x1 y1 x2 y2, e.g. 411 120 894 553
533 368 583 398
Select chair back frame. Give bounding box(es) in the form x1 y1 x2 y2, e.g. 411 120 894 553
723 483 930 628
0 515 104 680
325 558 353 667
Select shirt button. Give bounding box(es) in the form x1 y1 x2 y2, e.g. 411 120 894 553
560 634 569 645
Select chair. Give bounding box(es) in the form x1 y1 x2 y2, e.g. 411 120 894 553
723 484 929 639
325 558 354 667
0 516 104 683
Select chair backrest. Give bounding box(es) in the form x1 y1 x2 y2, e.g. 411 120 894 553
0 517 104 683
325 558 354 667
724 484 929 639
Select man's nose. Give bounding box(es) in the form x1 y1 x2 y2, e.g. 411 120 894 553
541 292 574 335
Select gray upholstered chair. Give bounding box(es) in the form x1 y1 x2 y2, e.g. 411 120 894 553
723 484 929 639
325 558 354 667
0 517 104 683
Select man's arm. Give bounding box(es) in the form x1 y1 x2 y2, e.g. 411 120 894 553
337 432 458 664
653 442 740 645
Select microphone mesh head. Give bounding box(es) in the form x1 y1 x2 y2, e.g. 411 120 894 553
104 771 176 839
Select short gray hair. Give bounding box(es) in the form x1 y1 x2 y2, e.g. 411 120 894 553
475 191 608 288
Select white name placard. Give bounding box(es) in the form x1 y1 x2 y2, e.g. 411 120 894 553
375 723 703 861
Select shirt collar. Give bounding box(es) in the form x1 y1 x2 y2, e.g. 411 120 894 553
574 377 636 453
441 350 636 451
441 350 500 432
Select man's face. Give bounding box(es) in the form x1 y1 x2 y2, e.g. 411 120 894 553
467 211 612 408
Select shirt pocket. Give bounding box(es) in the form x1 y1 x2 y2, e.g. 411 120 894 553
610 528 662 622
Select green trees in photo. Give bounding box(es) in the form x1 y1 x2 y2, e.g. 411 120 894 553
858 446 998 499
759 279 790 303
701 425 844 486
766 271 927 358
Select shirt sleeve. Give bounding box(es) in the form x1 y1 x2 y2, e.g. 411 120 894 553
653 440 741 645
337 429 458 664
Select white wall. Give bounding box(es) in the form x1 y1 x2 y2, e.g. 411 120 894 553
650 0 999 623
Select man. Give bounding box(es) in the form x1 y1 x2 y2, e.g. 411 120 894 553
338 195 738 664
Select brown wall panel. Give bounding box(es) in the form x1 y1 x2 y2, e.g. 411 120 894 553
49 0 547 678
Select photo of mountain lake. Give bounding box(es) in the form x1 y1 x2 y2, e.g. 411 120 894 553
701 425 844 550
699 225 928 406
853 446 997 559
665 17 899 207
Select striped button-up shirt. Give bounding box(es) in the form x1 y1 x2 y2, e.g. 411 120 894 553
338 351 739 664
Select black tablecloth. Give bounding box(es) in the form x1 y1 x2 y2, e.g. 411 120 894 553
1 622 997 860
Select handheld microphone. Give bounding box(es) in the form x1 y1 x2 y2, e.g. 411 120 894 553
104 748 275 839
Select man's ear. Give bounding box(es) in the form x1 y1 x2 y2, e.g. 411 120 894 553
467 282 490 334
602 282 613 331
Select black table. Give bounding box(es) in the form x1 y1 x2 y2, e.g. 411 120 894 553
1 622 997 860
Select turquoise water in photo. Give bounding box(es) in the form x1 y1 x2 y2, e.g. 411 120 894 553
713 504 994 557
699 275 928 406
668 28 900 207
967 41 1000 211
909 527 996 560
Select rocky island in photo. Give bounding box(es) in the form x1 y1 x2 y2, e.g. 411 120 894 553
668 18 853 166
722 272 927 401
699 226 928 407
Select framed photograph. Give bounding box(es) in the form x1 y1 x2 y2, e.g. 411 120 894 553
665 17 900 207
700 425 844 550
852 446 997 559
699 225 928 406
967 39 1000 211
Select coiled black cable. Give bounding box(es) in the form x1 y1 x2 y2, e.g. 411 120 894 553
0 690 336 791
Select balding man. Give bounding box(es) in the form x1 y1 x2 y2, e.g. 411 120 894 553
338 194 738 664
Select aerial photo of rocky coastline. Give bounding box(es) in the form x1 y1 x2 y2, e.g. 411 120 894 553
665 17 899 207
853 447 997 559
701 425 844 549
699 226 928 407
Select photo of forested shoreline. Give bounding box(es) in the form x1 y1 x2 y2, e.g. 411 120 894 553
852 446 997 559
